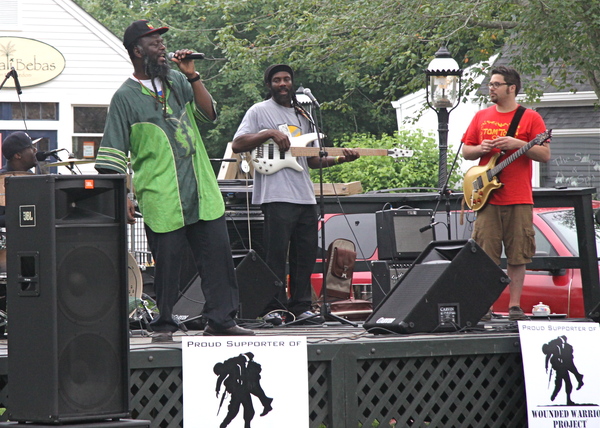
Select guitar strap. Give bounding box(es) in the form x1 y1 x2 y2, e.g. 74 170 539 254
506 105 527 138
496 105 526 163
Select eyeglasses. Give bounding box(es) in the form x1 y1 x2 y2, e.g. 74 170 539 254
488 82 510 89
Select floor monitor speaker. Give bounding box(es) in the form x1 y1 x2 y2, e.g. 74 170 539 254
370 260 412 310
236 250 283 319
173 274 205 328
364 240 510 334
5 175 130 423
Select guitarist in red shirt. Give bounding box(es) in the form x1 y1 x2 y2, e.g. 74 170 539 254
462 66 551 321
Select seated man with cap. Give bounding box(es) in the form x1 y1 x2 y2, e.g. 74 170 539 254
0 131 38 174
0 131 38 227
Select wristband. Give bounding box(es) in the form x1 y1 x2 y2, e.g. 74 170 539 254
187 72 201 83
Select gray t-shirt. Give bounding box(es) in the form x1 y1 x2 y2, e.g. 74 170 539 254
234 98 317 205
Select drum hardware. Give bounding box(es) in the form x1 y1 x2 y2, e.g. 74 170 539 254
45 159 94 167
129 293 158 330
128 252 143 317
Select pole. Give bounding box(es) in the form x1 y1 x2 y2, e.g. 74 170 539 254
436 107 449 190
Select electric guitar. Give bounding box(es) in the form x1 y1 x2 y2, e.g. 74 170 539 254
463 130 552 211
250 133 413 175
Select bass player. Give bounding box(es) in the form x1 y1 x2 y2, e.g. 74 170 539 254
231 64 360 324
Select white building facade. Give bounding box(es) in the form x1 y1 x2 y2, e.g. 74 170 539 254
0 0 132 174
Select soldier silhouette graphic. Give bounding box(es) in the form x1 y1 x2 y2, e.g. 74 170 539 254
542 335 584 405
214 353 273 427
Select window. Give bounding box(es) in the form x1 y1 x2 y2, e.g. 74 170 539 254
72 106 108 158
0 103 58 120
73 106 107 133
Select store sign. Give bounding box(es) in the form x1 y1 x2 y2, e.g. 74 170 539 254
0 37 66 87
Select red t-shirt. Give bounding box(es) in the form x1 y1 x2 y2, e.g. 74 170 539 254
462 105 547 205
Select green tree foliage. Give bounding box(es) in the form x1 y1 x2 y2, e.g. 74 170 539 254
75 0 600 122
74 0 600 186
310 130 463 193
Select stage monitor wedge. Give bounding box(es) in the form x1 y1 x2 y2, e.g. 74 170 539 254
364 239 510 334
236 250 283 320
376 208 434 260
5 175 130 424
371 260 412 310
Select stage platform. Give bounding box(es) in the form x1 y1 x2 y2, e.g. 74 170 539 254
0 316 579 428
0 188 595 427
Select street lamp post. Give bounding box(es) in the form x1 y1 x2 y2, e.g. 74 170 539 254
425 46 463 190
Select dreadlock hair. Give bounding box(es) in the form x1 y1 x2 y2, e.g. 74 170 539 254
126 44 137 61
152 76 183 117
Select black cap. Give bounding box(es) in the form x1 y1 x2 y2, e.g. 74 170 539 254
264 64 294 85
123 20 169 49
2 132 38 160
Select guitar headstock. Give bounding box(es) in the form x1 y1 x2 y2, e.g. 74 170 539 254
534 129 552 145
388 148 414 159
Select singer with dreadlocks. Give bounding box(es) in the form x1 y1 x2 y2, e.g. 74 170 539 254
96 20 254 342
232 64 360 324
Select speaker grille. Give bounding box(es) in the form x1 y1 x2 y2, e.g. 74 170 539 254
376 209 434 259
58 333 122 410
392 215 433 254
57 242 118 323
388 263 448 318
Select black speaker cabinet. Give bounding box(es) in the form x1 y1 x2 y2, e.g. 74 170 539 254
376 208 434 260
364 240 510 334
173 274 205 326
236 250 283 319
5 175 130 423
371 260 412 309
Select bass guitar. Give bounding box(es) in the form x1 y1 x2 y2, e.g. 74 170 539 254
463 130 552 211
251 133 413 175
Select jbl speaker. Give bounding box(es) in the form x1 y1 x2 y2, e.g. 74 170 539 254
5 175 130 423
376 208 434 260
364 240 510 334
236 250 283 319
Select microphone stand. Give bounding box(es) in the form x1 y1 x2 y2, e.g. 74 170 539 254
1 68 32 170
0 69 20 94
427 141 464 240
286 96 356 327
0 69 25 126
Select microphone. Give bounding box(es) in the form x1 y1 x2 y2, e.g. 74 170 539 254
303 88 320 108
167 52 205 60
11 68 22 95
36 148 65 162
419 222 439 233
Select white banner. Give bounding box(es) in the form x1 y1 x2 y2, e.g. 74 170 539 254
182 336 309 428
519 321 600 428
